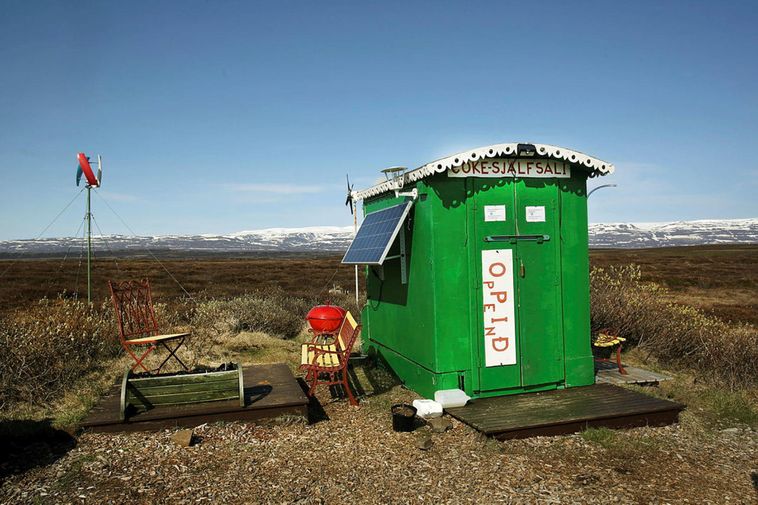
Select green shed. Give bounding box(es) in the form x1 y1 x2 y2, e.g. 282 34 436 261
342 142 614 400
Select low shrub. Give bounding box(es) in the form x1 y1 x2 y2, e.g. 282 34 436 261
590 265 758 388
192 288 307 340
0 298 120 409
185 288 311 365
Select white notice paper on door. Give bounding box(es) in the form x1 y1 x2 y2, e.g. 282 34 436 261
484 205 506 222
481 249 517 367
525 206 546 222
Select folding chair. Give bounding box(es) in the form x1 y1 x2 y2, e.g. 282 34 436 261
108 279 190 374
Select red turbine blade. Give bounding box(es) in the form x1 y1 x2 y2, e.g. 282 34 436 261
77 152 99 187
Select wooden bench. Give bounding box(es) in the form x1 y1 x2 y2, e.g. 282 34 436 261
300 311 361 405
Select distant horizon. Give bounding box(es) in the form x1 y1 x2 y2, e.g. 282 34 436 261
0 216 756 242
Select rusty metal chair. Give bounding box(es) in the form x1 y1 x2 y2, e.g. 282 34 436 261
300 311 361 406
108 279 190 374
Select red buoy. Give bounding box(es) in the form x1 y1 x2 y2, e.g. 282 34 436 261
306 305 346 333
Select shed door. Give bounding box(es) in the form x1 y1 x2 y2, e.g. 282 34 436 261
471 178 522 392
471 178 564 393
514 179 564 387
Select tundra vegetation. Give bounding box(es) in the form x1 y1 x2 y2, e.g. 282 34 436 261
0 245 756 503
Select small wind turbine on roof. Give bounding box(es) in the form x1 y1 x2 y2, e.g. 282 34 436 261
76 152 103 304
345 174 355 215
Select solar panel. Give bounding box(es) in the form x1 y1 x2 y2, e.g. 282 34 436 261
342 201 413 265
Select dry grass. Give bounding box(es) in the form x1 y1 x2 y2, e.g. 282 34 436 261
590 244 758 325
0 299 121 409
0 254 362 314
590 264 758 388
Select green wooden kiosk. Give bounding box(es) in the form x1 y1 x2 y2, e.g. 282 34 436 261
343 142 614 400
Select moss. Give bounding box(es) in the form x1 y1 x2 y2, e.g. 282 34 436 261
580 427 617 448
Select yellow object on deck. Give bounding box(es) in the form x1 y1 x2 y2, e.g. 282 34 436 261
300 343 340 367
300 312 359 368
593 333 627 347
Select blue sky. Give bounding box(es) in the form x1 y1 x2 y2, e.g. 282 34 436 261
1 1 757 240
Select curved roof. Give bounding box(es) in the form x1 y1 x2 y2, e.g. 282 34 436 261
354 142 614 200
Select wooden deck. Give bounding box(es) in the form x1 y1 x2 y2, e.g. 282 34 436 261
446 384 684 440
81 363 308 433
595 361 672 386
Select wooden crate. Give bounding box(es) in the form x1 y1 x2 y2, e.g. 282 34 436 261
120 366 244 421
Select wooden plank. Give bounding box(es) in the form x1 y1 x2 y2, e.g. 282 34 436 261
87 404 308 433
127 379 240 397
449 386 679 430
595 364 672 386
446 384 684 439
127 387 240 407
493 409 681 440
128 369 238 387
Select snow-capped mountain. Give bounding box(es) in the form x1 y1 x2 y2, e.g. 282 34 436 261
0 226 356 255
0 219 756 255
588 218 758 248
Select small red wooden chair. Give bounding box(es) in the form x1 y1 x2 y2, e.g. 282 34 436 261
300 311 361 406
108 279 190 374
593 328 628 375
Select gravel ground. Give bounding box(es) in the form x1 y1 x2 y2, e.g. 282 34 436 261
1 385 756 505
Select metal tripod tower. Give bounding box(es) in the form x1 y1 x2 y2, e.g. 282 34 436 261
86 184 92 304
76 153 102 304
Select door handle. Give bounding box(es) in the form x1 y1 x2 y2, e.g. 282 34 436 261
484 234 550 243
520 260 525 278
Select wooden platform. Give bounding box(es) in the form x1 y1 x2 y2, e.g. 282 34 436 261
446 384 684 440
595 361 672 386
81 363 308 433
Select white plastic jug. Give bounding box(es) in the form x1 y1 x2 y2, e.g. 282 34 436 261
434 389 471 409
412 399 443 419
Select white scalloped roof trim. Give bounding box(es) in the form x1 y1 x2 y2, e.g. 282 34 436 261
354 142 614 200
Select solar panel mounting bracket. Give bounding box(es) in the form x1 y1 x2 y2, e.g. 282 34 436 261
393 187 418 200
383 224 408 284
371 265 385 281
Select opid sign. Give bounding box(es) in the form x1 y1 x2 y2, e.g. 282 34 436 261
448 158 571 178
482 249 517 367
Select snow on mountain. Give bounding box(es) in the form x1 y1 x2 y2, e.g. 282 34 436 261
0 227 357 255
1 219 755 255
588 218 758 248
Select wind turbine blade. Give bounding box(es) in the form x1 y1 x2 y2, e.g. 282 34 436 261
97 155 102 186
77 153 98 187
76 164 83 186
345 173 355 213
